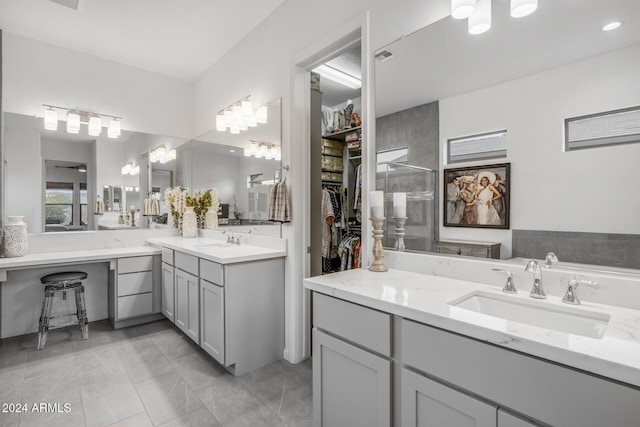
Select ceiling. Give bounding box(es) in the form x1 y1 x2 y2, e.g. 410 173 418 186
0 0 286 82
376 0 640 117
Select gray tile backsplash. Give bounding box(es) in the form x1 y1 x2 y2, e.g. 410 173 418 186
512 230 640 269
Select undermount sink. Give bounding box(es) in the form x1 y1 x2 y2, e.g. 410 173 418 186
197 242 234 248
449 291 610 339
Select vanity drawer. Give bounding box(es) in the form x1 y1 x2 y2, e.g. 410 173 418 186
161 248 174 265
401 319 640 427
118 271 152 296
118 256 153 274
175 251 198 275
118 293 153 319
200 259 223 286
313 293 391 357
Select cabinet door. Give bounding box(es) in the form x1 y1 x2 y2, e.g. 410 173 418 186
200 279 224 364
401 368 496 427
175 269 199 343
161 262 175 323
313 329 391 427
498 410 540 427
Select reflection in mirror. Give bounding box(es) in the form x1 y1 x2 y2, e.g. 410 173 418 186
187 97 282 235
44 160 88 232
375 0 640 259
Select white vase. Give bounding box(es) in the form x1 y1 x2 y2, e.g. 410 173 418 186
4 216 28 257
182 207 197 238
204 211 218 229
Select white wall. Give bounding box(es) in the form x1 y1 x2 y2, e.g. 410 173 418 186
192 0 451 363
3 32 193 138
439 44 640 257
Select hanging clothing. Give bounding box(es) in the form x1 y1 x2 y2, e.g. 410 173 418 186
321 189 335 258
353 164 362 216
268 180 291 223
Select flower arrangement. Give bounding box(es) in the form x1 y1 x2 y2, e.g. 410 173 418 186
164 187 189 230
187 189 220 228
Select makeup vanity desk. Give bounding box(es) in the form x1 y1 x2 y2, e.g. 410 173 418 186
0 246 163 338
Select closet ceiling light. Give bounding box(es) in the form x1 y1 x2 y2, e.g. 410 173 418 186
451 0 476 19
43 104 121 138
511 0 538 18
312 64 361 90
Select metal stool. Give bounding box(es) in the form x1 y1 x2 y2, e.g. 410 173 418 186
37 271 89 350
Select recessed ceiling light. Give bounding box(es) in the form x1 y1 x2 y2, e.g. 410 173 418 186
229 149 235 153
602 21 623 32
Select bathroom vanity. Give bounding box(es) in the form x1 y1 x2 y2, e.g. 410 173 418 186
148 235 286 376
304 268 640 427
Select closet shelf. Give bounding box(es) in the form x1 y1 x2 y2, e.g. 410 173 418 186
322 168 345 173
323 126 362 142
321 153 343 159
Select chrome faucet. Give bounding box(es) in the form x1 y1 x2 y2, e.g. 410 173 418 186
248 227 259 234
562 278 597 305
544 252 559 268
492 269 517 294
223 229 234 243
525 260 546 299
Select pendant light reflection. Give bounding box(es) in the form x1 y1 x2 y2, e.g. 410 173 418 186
452 0 476 20
511 0 537 18
44 107 58 130
215 96 268 134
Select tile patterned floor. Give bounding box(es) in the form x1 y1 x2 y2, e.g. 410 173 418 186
0 320 312 427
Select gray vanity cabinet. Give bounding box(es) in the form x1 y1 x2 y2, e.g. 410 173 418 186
498 410 538 427
401 368 495 427
161 248 175 322
199 260 224 364
312 294 392 427
109 254 163 329
174 252 200 343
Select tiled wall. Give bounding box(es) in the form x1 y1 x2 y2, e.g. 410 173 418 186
512 230 640 269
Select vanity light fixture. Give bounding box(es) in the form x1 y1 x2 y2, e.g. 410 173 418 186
130 165 140 176
149 145 167 163
216 95 268 134
43 104 122 138
453 0 538 35
246 140 281 161
121 163 133 175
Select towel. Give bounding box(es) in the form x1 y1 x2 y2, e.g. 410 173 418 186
268 180 291 223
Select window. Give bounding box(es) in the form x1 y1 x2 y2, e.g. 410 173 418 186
447 130 507 164
377 147 408 172
80 183 88 226
565 106 640 151
45 182 74 225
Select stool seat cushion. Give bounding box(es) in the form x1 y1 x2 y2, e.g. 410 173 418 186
41 271 88 284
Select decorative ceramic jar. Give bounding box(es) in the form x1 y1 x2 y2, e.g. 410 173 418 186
4 216 28 257
182 207 197 238
204 211 218 229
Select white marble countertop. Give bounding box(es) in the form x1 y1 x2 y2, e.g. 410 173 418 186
304 268 640 388
147 236 286 264
0 246 160 271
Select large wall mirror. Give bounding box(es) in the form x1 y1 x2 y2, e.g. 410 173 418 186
1 98 282 236
375 0 640 258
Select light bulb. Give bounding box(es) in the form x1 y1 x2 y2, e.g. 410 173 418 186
451 0 476 19
224 110 233 128
88 116 102 136
256 105 268 124
44 107 58 130
216 113 226 131
241 99 253 118
468 0 491 35
67 112 80 134
511 0 537 18
108 119 121 139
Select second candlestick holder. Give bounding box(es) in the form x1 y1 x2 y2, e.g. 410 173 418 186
393 217 407 252
369 217 388 272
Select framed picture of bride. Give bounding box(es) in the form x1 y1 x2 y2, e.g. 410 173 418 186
443 163 510 229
